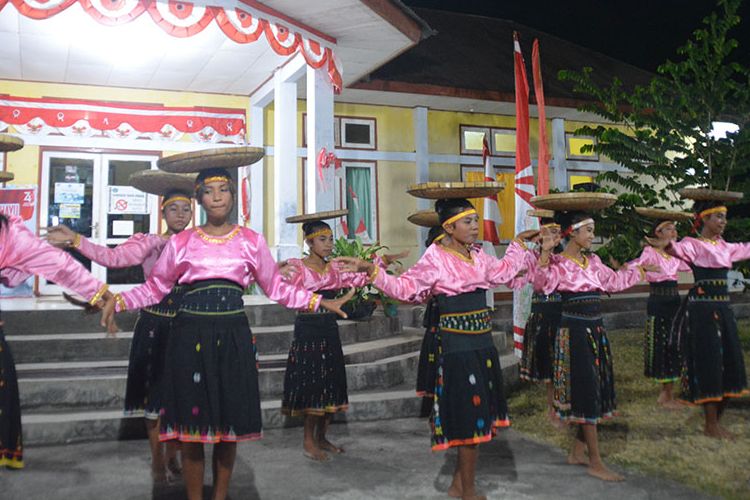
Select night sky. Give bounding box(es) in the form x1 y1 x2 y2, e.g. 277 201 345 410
402 0 750 72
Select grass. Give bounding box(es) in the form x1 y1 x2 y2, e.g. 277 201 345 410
508 320 750 499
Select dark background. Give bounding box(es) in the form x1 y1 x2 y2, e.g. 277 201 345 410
403 0 750 72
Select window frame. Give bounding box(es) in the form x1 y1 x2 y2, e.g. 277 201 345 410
336 160 379 244
339 117 377 150
565 133 599 161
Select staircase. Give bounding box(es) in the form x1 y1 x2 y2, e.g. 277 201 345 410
4 301 519 446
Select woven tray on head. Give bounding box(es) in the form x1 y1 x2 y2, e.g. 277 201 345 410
407 209 440 227
0 134 23 153
678 188 744 202
635 207 694 222
407 181 504 199
0 171 14 182
286 209 348 224
531 192 617 211
527 208 555 219
129 171 197 196
158 146 264 173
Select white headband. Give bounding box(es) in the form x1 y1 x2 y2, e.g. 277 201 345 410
570 218 594 231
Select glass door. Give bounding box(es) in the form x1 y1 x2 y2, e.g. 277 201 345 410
38 152 159 295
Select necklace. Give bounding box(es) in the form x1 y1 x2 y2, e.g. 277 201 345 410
699 236 719 245
438 242 473 264
196 225 240 244
562 253 588 269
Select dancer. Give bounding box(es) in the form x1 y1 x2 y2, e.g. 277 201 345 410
101 154 352 500
46 170 195 481
628 207 693 410
657 189 750 439
509 209 563 425
0 153 112 469
531 191 657 482
280 210 373 461
336 182 539 500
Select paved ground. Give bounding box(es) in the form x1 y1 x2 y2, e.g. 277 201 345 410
1 418 711 500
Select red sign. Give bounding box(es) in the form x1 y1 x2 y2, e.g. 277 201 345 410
0 187 36 221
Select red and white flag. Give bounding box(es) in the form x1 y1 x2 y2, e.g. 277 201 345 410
532 39 550 195
482 135 502 244
512 32 539 358
347 186 367 236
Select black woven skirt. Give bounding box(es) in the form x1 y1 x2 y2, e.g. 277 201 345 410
520 293 562 382
430 289 509 451
674 267 749 404
158 280 262 443
416 296 439 397
281 312 348 416
644 281 682 383
0 325 22 469
124 287 183 419
554 292 616 424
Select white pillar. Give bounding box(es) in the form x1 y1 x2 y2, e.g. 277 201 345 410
248 103 265 234
551 118 568 191
413 106 430 252
273 75 300 261
305 65 335 214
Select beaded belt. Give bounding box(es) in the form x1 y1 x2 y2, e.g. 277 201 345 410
532 292 562 304
143 285 185 317
179 280 244 315
436 289 492 335
689 279 729 303
561 292 603 320
649 281 679 297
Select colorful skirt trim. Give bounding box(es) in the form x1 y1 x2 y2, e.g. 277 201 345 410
281 310 349 417
554 292 616 424
520 293 562 382
158 280 262 443
644 281 681 383
0 326 22 469
430 289 508 452
674 267 748 404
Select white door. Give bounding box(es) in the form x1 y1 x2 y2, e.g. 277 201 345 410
39 151 158 295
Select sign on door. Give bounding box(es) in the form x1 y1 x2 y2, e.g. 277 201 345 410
108 185 147 214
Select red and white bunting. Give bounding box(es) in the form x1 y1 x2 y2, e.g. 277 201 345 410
0 0 342 91
0 96 246 144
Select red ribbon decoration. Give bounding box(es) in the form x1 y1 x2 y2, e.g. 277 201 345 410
316 147 341 190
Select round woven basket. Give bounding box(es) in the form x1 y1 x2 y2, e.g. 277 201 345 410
286 209 349 224
531 192 617 211
158 146 264 173
129 171 197 196
678 188 744 202
527 208 554 219
0 171 15 182
407 181 504 200
635 207 694 222
0 134 23 153
407 209 440 227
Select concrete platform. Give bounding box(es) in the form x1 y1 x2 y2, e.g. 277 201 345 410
1 418 710 500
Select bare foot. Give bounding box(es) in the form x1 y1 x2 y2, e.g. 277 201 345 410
659 399 685 411
303 442 330 462
587 463 624 482
448 473 462 498
318 438 344 454
567 450 589 466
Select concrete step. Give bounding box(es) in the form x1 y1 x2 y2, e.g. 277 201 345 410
7 314 402 363
21 354 521 446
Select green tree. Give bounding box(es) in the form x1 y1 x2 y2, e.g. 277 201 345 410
559 0 750 267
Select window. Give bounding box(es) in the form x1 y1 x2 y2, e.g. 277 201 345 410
340 117 376 149
566 134 598 161
460 125 516 156
337 161 378 243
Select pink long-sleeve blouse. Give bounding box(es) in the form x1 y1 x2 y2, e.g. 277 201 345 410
76 233 166 276
669 236 750 268
0 267 30 288
535 252 645 296
508 248 543 291
628 245 691 282
283 258 370 292
0 215 106 302
118 226 318 312
370 240 528 303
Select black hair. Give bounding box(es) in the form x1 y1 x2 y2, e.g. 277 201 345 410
555 210 593 238
425 225 444 246
648 219 674 237
693 200 725 215
435 198 475 225
161 189 193 213
195 168 236 207
539 216 555 226
0 213 7 230
302 220 331 238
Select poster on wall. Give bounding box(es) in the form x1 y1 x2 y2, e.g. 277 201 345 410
54 182 85 204
0 185 38 297
108 186 147 214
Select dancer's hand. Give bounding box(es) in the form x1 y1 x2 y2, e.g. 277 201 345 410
608 256 622 270
44 225 78 248
332 257 374 274
381 250 410 266
516 229 541 243
320 288 356 319
540 231 561 253
278 260 299 280
100 295 117 333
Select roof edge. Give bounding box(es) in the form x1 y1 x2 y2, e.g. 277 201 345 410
360 0 435 43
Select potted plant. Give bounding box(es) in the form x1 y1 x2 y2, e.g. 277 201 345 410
331 236 386 320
